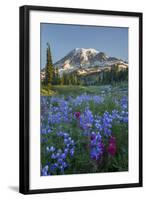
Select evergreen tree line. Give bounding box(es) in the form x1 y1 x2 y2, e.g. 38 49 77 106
72 68 128 86
96 66 128 85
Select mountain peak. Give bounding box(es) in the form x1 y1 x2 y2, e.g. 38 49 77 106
54 48 127 75
73 48 99 55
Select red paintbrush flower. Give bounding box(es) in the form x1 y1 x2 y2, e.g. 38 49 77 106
74 111 81 119
109 136 116 144
108 136 117 156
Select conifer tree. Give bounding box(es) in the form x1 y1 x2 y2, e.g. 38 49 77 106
44 43 53 87
56 67 60 84
61 73 65 85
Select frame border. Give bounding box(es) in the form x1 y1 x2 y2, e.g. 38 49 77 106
19 5 143 194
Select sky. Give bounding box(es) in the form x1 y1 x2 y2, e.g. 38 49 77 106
40 23 128 68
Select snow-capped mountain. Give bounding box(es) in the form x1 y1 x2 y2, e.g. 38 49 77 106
54 48 128 75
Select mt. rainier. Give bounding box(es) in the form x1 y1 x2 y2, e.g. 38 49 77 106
54 48 128 75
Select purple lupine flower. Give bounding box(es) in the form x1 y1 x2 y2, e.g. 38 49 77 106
60 153 66 159
50 146 55 152
79 107 94 130
41 165 49 176
70 148 75 156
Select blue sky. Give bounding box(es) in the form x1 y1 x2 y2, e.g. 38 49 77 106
41 23 128 68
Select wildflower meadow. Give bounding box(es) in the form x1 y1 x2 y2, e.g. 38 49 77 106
41 85 128 176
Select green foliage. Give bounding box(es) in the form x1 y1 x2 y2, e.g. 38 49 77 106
43 43 62 87
59 73 79 85
81 65 128 86
44 43 54 86
41 85 57 96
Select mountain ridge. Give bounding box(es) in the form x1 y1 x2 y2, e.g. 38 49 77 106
52 48 128 75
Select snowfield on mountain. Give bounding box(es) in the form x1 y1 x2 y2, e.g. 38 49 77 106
53 48 128 75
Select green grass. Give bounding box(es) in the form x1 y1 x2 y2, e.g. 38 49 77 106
41 86 57 96
41 82 128 97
